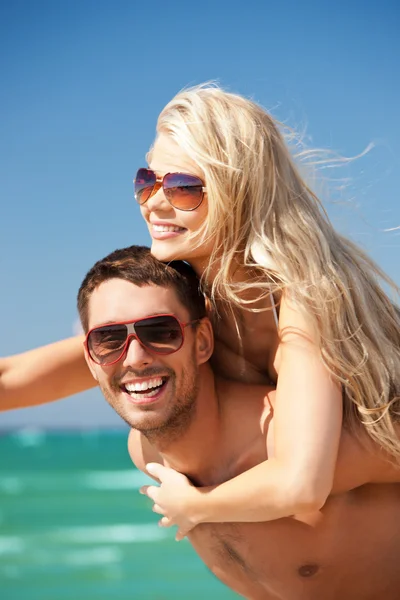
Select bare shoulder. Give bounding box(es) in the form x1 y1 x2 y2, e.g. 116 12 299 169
127 429 163 475
219 379 275 454
273 291 321 375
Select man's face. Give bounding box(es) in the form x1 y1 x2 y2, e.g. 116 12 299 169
84 279 208 440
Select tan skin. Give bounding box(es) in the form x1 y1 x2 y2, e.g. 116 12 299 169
81 279 400 600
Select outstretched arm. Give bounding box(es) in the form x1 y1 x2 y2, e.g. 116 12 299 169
0 336 97 411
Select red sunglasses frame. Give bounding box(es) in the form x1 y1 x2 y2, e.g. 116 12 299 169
85 313 199 366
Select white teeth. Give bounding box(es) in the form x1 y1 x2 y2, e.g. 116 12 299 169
125 377 163 392
128 388 161 400
152 225 183 232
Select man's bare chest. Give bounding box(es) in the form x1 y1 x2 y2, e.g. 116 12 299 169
188 487 400 600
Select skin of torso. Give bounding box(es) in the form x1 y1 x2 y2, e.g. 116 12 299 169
210 299 280 386
190 484 400 600
135 381 400 600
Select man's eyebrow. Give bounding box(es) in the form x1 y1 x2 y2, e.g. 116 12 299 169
90 312 179 328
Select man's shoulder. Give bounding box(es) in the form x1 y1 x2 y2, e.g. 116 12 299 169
218 379 275 452
127 429 163 473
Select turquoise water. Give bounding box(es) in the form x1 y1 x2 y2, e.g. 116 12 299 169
0 430 237 599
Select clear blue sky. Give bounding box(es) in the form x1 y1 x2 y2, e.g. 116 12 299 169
1 0 399 427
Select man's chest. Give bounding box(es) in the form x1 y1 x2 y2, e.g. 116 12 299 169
189 519 327 600
188 490 400 600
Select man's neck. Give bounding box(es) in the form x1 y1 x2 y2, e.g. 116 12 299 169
151 366 224 482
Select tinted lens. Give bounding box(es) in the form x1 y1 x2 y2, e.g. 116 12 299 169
135 316 183 354
88 324 128 364
135 168 156 204
163 173 204 210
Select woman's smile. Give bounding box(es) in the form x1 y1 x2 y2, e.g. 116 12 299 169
150 221 187 239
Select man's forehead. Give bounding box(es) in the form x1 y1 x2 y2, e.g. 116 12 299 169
87 278 187 327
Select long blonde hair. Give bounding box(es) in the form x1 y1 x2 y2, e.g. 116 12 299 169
156 83 400 459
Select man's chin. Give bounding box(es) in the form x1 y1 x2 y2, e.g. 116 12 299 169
102 387 166 427
118 406 170 433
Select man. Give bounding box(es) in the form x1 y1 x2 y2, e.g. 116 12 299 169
79 244 400 600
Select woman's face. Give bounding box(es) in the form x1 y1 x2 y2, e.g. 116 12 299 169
140 133 213 270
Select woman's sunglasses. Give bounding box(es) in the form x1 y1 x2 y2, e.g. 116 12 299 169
85 314 199 366
134 168 206 211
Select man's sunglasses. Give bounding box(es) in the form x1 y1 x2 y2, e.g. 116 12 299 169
85 314 199 366
134 168 206 211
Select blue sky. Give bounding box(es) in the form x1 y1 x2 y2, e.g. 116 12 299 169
1 0 399 427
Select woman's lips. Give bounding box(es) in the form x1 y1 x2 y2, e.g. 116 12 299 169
150 224 186 239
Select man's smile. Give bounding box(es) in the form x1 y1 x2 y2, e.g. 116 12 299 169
120 376 170 404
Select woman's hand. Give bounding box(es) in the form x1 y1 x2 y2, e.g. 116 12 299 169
140 463 201 540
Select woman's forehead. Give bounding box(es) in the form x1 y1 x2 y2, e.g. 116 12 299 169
149 133 202 178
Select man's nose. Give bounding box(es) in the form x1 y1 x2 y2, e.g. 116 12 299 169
122 336 154 369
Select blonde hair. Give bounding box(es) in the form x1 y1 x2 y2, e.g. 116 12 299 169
156 83 400 459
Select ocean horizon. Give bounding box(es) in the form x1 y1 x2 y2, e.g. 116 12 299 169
0 429 237 599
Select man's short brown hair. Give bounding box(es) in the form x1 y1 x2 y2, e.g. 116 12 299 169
77 245 207 332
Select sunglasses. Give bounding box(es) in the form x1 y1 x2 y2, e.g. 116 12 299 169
134 168 206 211
85 314 199 366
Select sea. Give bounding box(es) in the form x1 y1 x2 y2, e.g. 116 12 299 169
0 430 237 599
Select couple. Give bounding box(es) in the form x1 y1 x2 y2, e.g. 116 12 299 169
78 244 400 600
1 83 400 598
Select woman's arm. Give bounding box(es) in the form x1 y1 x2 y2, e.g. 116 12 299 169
0 336 97 411
143 418 400 540
142 295 344 533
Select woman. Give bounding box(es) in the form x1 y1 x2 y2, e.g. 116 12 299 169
130 84 400 537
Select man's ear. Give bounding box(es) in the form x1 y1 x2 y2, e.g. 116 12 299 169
195 317 214 365
83 343 99 382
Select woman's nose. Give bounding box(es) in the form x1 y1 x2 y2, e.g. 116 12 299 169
144 182 172 212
